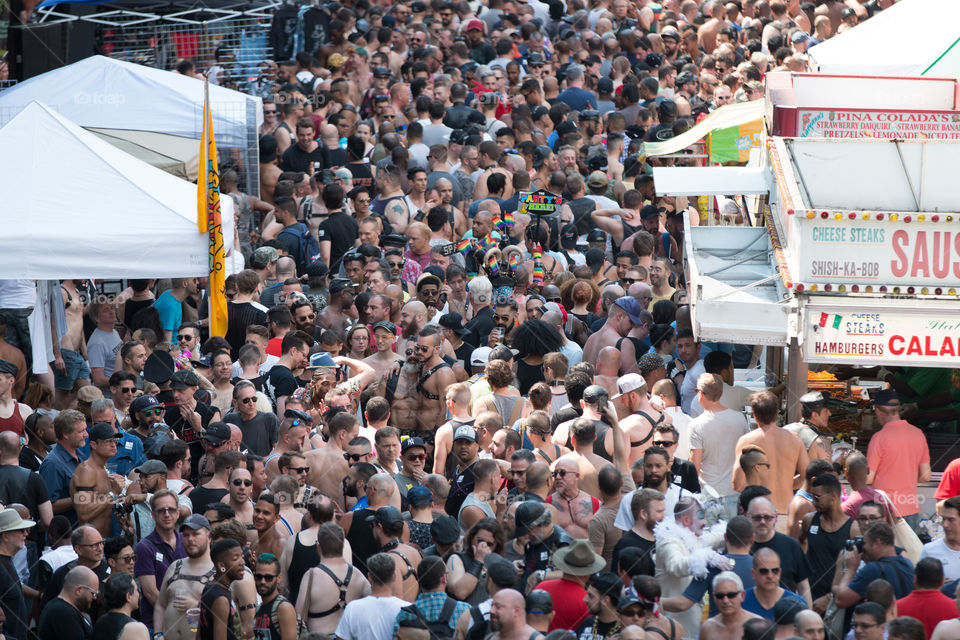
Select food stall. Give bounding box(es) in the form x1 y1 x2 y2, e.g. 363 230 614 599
658 73 960 499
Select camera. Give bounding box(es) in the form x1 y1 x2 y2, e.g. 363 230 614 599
844 536 864 553
113 501 134 516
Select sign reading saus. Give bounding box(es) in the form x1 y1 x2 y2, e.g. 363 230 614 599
803 307 960 367
797 108 960 139
519 189 563 216
799 218 960 287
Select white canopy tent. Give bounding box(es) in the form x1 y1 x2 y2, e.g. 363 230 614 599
0 101 235 279
0 55 261 147
808 0 960 76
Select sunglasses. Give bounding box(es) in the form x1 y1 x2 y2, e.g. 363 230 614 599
289 466 309 474
254 573 278 581
750 514 776 523
553 470 576 478
620 608 643 617
546 297 561 303
622 278 638 284
508 469 526 476
240 397 257 404
232 479 253 487
119 387 136 393
155 507 178 515
142 408 163 417
414 344 432 352
405 453 426 462
177 334 195 342
264 110 278 115
852 622 880 630
652 440 675 447
344 453 369 462
714 591 740 600
299 313 317 321
757 567 781 575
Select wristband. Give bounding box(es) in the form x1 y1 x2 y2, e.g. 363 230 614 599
466 559 483 578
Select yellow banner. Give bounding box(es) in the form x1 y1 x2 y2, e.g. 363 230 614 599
198 82 228 338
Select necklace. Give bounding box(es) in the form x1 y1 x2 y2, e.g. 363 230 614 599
591 617 621 640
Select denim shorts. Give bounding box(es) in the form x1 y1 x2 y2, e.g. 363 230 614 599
53 348 91 390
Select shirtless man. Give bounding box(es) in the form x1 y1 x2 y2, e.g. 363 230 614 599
370 506 422 602
56 279 92 409
364 321 403 384
582 298 641 370
594 347 621 398
221 467 256 542
154 516 216 640
698 572 761 640
547 457 597 538
615 374 669 464
553 385 621 461
305 412 357 511
561 419 610 498
373 343 420 433
264 414 309 482
250 494 287 560
398 301 428 356
270 475 304 537
70 422 124 537
732 391 809 518
259 137 283 204
317 280 355 336
296 522 371 634
413 327 456 434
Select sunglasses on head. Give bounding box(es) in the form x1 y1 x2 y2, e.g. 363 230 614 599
232 479 253 487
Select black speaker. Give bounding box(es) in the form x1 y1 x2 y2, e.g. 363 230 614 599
12 5 98 80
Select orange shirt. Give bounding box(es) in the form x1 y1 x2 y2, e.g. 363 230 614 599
866 419 929 516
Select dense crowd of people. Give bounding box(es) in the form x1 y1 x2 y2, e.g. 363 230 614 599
2 0 953 639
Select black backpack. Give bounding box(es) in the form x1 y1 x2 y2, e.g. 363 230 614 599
401 596 457 640
465 605 488 640
279 222 322 276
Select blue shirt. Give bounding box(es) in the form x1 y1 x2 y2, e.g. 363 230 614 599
683 553 755 616
556 87 598 112
394 591 470 634
38 444 81 524
152 290 182 339
741 587 805 620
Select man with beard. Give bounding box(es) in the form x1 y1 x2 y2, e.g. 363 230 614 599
515 501 573 592
371 343 420 433
125 459 192 544
610 489 665 577
154 514 214 640
614 374 669 464
614 446 695 532
799 474 858 608
413 326 455 435
38 565 99 640
251 494 287 561
547 457 598 539
370 506 422 603
198 539 246 640
264 332 311 416
128 394 165 444
488 589 540 640
305 412 357 512
492 299 519 346
253 552 300 640
445 425 481 517
577 572 624 640
414 273 446 325
297 522 370 634
364 321 402 384
398 301 428 355
317 280 357 336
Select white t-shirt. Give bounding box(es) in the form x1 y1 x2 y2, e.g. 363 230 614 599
920 538 960 582
679 360 705 414
688 409 749 497
559 340 583 366
663 406 693 461
688 382 753 417
614 483 691 532
335 595 409 640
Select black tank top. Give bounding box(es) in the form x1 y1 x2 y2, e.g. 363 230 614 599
92 611 135 640
516 359 544 396
566 419 612 462
199 582 243 640
346 508 379 573
287 530 321 606
806 512 854 600
569 197 598 236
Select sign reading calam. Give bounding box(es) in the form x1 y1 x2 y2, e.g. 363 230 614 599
799 219 960 287
518 189 563 216
803 306 960 367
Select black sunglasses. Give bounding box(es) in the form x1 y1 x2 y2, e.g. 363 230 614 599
232 479 253 487
344 452 369 462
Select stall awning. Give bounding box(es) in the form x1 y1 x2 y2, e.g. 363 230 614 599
653 166 769 197
642 99 764 160
685 225 794 345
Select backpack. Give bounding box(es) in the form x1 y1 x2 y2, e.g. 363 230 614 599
269 594 309 639
279 222 322 276
401 596 457 640
465 605 489 640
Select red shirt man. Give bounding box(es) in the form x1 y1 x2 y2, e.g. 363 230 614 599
865 390 930 518
895 558 958 639
532 540 606 631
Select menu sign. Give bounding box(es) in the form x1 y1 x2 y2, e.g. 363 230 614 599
803 306 960 367
798 219 960 287
796 108 960 139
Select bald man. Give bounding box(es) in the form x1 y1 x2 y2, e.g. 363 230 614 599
595 347 621 398
489 589 542 640
793 610 825 639
399 301 428 355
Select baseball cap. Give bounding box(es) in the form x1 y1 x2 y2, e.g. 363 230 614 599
586 155 608 172
660 26 680 41
612 373 646 399
585 248 606 273
587 229 606 243
307 352 337 369
874 389 900 407
791 31 810 44
515 501 550 536
170 369 201 389
180 514 211 531
613 296 646 324
88 422 121 441
431 515 461 545
252 246 279 269
0 360 16 378
490 344 519 361
639 204 660 220
598 77 614 94
466 18 485 31
582 384 609 405
130 394 161 414
470 346 492 367
306 261 329 278
406 485 434 506
580 109 600 121
373 66 392 78
555 121 577 137
143 350 176 384
449 129 468 145
401 436 427 453
135 460 168 475
485 553 519 588
373 321 398 334
366 506 405 528
526 590 554 614
676 70 696 85
532 145 552 168
454 425 477 442
587 171 609 189
438 313 469 336
527 52 545 66
329 278 354 295
202 422 231 446
560 223 579 249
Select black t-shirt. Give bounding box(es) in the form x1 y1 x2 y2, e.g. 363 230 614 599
316 211 359 272
279 143 326 173
0 465 49 542
0 555 27 640
453 341 475 369
469 42 497 64
223 411 280 457
464 307 495 353
254 595 292 640
550 405 581 430
225 302 268 359
671 458 701 494
200 582 243 640
18 447 41 472
753 532 810 592
38 597 91 640
264 365 301 412
323 146 348 168
576 616 621 640
190 485 230 514
445 460 478 517
347 162 374 190
610 531 655 577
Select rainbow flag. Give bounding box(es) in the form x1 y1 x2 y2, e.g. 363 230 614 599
531 243 544 285
197 80 228 338
456 237 472 254
502 211 515 227
478 233 495 250
508 253 520 270
485 253 500 276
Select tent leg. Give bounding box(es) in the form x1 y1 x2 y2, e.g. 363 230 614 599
785 337 807 423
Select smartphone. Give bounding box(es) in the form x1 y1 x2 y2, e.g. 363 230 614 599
438 292 448 307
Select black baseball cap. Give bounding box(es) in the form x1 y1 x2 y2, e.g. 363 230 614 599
89 422 121 441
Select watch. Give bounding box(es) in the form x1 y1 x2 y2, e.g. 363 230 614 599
153 633 164 640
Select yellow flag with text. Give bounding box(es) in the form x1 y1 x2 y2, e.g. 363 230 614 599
197 81 228 337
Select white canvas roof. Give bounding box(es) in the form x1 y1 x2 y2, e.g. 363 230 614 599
0 101 233 279
0 55 261 146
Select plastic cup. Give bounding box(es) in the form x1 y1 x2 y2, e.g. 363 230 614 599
187 607 200 632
